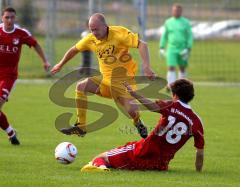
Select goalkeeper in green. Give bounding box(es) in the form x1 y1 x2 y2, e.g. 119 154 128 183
159 4 193 90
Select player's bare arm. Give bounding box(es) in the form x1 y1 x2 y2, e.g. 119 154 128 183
138 40 156 80
33 43 51 71
195 148 204 172
51 46 79 74
124 82 161 113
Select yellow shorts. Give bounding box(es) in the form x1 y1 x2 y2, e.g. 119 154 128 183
89 75 137 99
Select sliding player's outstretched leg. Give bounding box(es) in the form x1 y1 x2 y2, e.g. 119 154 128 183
81 153 110 172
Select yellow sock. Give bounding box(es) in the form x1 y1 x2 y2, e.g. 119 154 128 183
75 90 87 131
133 112 140 126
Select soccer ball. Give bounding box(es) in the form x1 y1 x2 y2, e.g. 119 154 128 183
55 142 78 164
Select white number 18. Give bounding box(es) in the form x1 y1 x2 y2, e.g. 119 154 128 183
158 115 188 144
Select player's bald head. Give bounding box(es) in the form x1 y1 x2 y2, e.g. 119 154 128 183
172 3 182 9
89 13 107 26
88 13 108 40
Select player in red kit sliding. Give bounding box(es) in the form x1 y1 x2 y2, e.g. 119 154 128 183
0 7 51 145
81 79 204 172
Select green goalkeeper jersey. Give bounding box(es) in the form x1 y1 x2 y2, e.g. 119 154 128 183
160 16 193 52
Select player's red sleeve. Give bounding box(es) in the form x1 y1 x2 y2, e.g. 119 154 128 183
20 28 37 47
22 35 37 47
193 121 205 149
155 100 173 115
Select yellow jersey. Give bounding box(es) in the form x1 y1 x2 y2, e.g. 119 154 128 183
75 26 139 83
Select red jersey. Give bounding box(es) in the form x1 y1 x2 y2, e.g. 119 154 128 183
133 100 204 167
0 24 37 78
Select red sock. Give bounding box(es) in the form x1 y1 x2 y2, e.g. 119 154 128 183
92 157 109 167
0 112 9 130
0 112 14 137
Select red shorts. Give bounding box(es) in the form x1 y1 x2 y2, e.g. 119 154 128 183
107 142 169 171
0 78 16 101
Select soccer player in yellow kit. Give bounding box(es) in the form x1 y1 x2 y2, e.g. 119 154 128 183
51 13 155 138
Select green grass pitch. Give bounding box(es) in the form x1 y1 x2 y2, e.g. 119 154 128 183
0 82 239 186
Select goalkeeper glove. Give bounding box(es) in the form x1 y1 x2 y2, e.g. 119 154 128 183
180 48 190 61
159 48 166 58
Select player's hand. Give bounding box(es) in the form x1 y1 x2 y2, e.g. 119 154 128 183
143 67 156 81
43 61 51 72
51 63 63 75
180 48 190 61
159 48 165 58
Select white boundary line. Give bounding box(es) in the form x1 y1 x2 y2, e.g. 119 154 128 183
16 79 240 87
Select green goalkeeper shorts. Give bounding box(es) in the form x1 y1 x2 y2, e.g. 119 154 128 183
166 50 188 67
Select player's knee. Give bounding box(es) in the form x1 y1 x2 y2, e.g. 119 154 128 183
76 78 88 92
169 66 176 71
99 152 110 163
92 152 108 162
